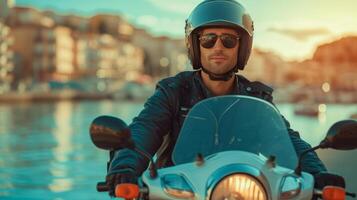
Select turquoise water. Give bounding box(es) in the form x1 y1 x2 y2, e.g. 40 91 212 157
0 100 356 199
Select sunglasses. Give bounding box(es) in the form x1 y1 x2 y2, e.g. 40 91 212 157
199 33 240 49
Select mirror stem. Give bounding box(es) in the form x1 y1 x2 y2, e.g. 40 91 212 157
294 145 321 176
134 147 158 179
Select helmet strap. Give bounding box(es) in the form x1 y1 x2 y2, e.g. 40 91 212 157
201 66 237 81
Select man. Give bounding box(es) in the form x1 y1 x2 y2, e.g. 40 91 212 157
106 0 343 196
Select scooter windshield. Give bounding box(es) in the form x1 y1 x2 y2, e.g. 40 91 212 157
172 95 298 169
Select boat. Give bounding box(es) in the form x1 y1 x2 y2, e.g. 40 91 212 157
294 104 319 117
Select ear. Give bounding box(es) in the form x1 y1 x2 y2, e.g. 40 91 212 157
192 33 202 69
236 32 253 70
187 30 202 70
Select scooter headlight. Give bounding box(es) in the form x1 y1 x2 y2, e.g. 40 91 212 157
210 173 267 200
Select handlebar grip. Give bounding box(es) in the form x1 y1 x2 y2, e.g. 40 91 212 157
96 182 108 192
346 191 356 198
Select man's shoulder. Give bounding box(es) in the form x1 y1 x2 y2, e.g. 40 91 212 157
157 71 195 89
237 75 274 102
238 74 273 94
154 71 195 109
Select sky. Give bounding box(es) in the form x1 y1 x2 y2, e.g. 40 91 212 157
14 0 357 61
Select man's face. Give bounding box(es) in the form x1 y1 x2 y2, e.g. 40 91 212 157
199 27 239 74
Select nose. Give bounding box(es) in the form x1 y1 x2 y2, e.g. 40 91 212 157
212 38 225 50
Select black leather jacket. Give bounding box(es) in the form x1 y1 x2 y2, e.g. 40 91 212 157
108 71 327 176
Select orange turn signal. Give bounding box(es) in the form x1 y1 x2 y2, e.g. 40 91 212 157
322 186 345 200
115 183 140 200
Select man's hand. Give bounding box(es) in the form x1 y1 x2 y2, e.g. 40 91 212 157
106 168 138 197
314 172 345 189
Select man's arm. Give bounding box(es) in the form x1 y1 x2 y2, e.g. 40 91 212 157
108 82 175 176
281 116 327 174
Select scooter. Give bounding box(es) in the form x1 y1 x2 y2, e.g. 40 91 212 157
90 95 357 200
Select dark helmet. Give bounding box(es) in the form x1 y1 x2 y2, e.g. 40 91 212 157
185 0 254 71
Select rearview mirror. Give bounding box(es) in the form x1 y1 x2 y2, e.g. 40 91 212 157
295 119 357 176
320 120 357 150
89 115 134 150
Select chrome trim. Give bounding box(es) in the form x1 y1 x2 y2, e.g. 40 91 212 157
205 164 271 200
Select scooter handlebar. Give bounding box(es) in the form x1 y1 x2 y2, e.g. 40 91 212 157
96 182 108 192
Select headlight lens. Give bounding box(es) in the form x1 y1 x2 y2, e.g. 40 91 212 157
161 174 195 199
210 173 267 200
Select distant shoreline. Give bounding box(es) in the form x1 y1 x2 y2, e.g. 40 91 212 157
0 91 114 103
